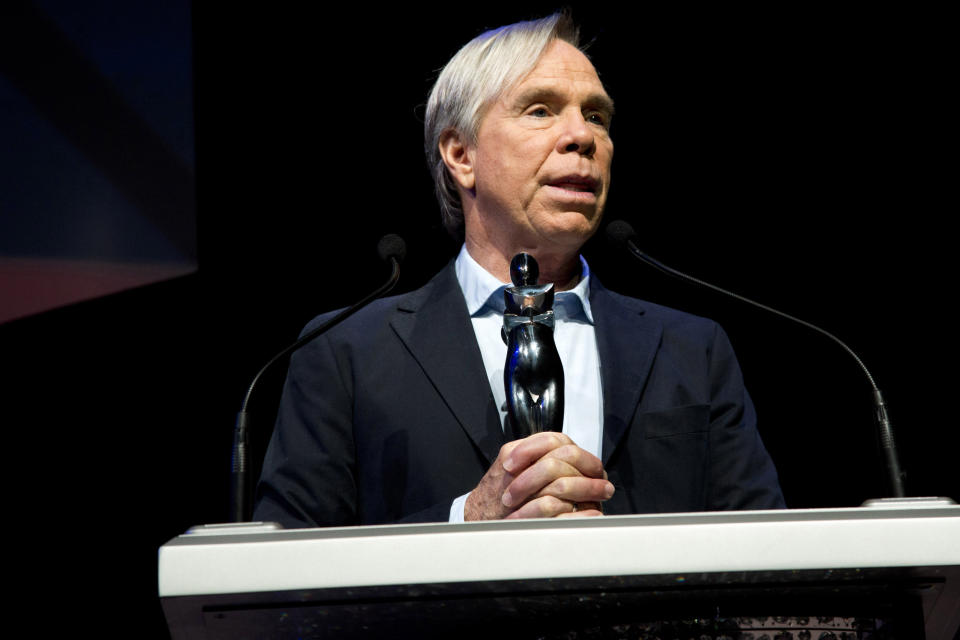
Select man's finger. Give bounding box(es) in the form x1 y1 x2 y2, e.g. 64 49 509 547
554 508 604 519
503 461 613 508
533 477 614 504
539 443 605 479
502 456 578 508
501 431 573 474
504 495 576 519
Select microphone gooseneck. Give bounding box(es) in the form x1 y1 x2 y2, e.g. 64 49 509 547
230 235 407 522
606 220 906 498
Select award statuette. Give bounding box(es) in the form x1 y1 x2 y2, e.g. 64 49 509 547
502 253 564 440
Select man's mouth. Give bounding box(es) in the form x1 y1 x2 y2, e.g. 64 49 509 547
547 176 599 194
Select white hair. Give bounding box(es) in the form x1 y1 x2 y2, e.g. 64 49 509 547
424 13 580 239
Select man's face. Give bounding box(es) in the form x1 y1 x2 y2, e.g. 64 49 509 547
467 39 614 254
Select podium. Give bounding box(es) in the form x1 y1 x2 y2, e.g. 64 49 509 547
159 500 960 639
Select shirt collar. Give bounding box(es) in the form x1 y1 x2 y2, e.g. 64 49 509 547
454 245 594 322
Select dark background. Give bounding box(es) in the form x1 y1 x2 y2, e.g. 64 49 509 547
1 2 955 636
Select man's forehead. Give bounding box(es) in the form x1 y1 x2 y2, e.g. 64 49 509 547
504 40 613 109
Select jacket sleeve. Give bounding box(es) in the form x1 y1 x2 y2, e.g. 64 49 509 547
253 328 361 528
705 323 786 510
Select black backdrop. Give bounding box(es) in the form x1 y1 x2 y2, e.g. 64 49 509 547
1 3 955 635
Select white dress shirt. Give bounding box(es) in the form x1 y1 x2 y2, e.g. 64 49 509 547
449 245 604 522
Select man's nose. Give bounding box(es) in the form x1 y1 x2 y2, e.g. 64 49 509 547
556 110 595 156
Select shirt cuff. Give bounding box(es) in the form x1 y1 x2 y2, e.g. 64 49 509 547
449 492 470 523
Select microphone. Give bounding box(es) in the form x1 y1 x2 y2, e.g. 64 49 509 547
229 234 407 522
606 220 907 499
377 233 407 264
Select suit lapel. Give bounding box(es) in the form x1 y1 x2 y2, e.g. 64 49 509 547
389 263 505 466
591 278 662 464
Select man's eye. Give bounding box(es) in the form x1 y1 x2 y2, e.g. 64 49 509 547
587 113 610 127
529 107 550 117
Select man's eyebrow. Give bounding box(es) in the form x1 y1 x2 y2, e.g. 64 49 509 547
591 93 616 117
510 86 615 116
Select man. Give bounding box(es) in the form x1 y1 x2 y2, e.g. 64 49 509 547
253 13 784 528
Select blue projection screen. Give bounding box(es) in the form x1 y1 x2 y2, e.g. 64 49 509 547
0 1 196 324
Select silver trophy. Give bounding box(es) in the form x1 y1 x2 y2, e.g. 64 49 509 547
502 253 564 439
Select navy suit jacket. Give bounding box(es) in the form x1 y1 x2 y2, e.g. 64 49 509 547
253 262 784 528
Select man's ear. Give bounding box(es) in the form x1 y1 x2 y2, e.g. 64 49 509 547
438 129 475 191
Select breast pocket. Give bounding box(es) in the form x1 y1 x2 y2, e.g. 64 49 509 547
640 404 710 439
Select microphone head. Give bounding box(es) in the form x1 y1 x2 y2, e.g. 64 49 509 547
377 234 407 264
605 220 637 250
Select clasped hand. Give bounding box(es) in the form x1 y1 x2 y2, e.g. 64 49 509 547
464 432 614 520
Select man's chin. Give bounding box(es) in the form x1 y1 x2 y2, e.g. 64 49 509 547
532 210 603 246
